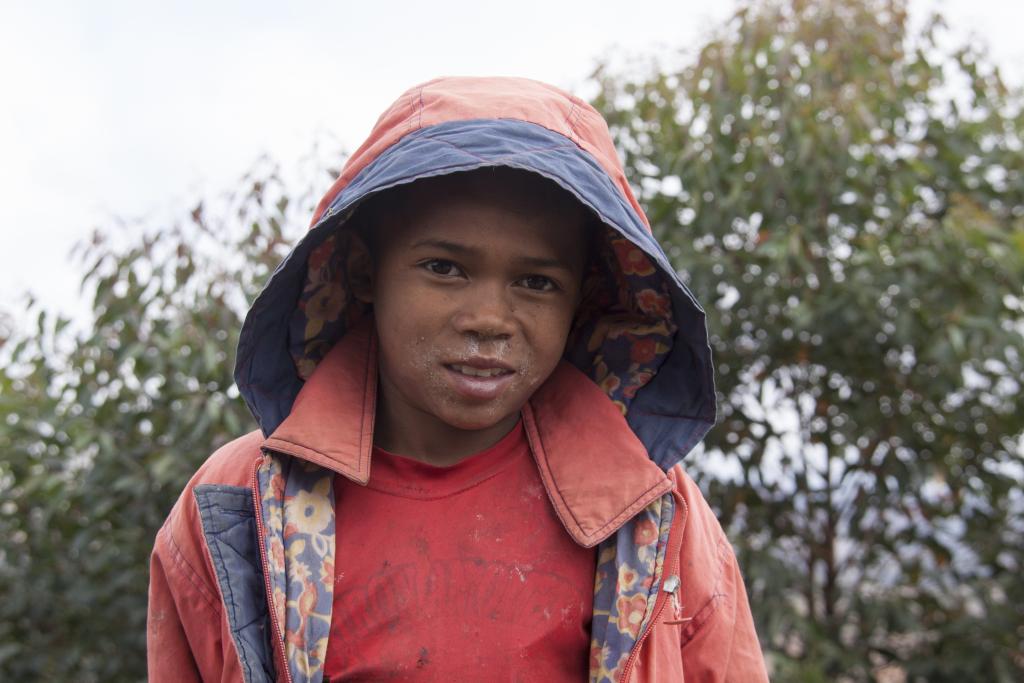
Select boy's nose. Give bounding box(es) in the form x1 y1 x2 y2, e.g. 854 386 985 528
452 284 516 340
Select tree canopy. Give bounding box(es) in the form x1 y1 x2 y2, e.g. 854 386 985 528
1 0 1021 680
591 0 1023 679
0 161 321 680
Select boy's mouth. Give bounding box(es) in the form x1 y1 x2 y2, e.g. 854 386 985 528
446 364 513 378
442 359 517 400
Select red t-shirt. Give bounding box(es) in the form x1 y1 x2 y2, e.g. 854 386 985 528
324 421 596 682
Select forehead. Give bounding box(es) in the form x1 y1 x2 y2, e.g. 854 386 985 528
372 169 591 264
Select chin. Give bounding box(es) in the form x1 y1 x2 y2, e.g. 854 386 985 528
439 406 518 432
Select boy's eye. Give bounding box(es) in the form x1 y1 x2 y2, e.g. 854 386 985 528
519 275 558 292
420 259 464 277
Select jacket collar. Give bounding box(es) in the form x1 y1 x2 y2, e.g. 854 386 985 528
262 318 672 548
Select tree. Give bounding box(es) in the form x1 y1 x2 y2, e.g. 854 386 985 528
0 158 333 681
590 0 1024 680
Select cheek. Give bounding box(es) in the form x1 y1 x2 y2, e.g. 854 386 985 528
373 274 443 332
373 286 453 388
522 303 577 370
376 325 444 403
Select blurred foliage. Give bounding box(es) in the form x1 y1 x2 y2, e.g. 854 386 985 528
591 0 1024 680
0 159 330 681
1 0 1022 681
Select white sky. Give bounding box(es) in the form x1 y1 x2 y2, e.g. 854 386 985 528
2 0 1022 326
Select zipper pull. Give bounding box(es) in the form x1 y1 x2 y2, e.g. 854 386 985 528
662 574 681 613
661 574 689 624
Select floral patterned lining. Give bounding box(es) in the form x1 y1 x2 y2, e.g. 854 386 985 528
566 227 677 415
588 493 675 682
288 228 368 381
257 453 336 683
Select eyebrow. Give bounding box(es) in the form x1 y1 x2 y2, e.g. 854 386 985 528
409 238 571 270
410 238 476 255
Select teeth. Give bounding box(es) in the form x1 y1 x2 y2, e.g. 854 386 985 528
452 364 507 378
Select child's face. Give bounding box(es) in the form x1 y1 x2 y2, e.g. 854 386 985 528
364 186 588 449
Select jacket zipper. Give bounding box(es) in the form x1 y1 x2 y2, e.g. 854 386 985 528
618 488 686 683
251 457 295 683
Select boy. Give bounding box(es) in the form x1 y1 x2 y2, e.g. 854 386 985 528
148 77 768 682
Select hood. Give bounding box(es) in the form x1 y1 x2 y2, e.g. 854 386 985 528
234 76 715 471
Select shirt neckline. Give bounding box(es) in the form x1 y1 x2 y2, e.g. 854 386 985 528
354 420 527 500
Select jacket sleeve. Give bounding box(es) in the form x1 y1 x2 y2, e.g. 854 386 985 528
147 516 232 682
672 466 770 682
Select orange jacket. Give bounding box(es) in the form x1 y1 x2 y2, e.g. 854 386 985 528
149 325 767 682
148 76 769 682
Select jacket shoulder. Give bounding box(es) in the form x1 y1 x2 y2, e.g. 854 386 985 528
190 429 266 488
149 431 263 682
151 430 265 607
